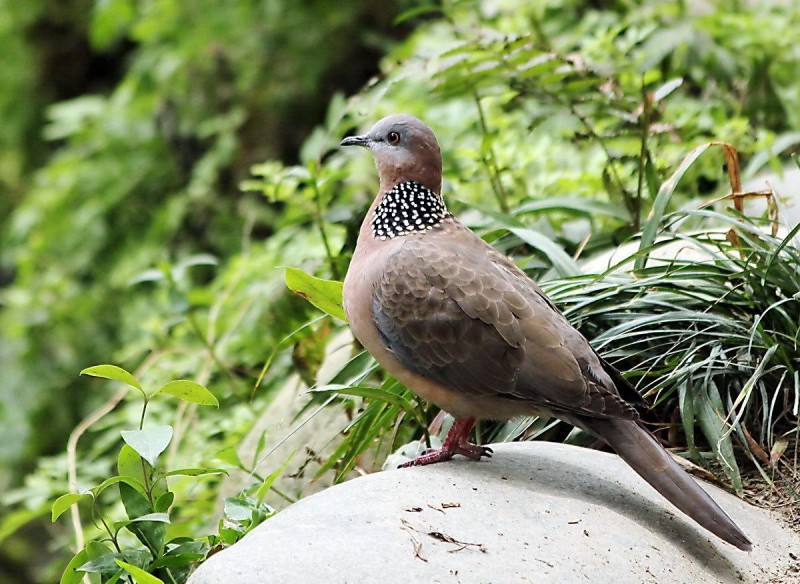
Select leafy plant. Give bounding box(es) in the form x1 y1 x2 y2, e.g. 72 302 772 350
53 366 227 584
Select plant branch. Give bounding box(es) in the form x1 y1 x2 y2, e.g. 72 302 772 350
66 389 127 553
310 169 340 280
473 93 511 214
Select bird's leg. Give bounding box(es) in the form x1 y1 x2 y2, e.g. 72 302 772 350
399 416 493 468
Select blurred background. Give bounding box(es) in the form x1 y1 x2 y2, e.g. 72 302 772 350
0 0 798 582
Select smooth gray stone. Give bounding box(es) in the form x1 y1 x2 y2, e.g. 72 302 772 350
744 166 800 231
189 442 799 584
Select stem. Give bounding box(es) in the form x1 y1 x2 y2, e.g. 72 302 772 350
139 398 148 431
635 84 652 231
473 93 510 214
96 506 121 552
67 388 128 554
139 458 155 509
268 486 296 505
634 77 660 231
310 169 340 280
138 399 156 509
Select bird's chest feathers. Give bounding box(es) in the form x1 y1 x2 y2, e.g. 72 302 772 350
343 238 395 350
371 181 450 240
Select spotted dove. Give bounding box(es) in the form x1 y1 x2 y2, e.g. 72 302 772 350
340 114 751 551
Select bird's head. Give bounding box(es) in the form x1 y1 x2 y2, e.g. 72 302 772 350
341 114 442 194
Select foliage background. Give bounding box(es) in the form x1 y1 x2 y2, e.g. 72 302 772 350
0 0 798 582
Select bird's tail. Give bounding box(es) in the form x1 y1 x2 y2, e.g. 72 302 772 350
580 417 752 551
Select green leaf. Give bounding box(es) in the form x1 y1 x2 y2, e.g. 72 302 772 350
223 498 254 522
218 526 243 544
78 552 125 575
78 542 125 580
636 142 712 270
728 344 779 429
127 267 167 286
394 3 441 25
459 201 581 277
176 253 219 270
91 475 145 497
677 380 699 460
81 364 144 397
132 512 170 524
311 384 419 419
214 446 242 468
694 382 742 492
114 512 171 531
255 453 295 502
149 539 206 568
165 467 228 477
115 560 165 584
284 268 346 321
121 426 173 467
117 445 158 496
85 540 113 561
652 77 683 103
119 483 167 556
60 547 90 584
508 227 582 278
152 380 218 406
52 493 92 522
119 482 151 521
155 491 174 513
513 198 630 221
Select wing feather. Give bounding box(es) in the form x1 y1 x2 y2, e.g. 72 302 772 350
372 225 640 420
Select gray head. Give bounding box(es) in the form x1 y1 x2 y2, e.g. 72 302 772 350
341 114 442 193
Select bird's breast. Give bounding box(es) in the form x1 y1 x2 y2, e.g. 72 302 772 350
343 236 477 416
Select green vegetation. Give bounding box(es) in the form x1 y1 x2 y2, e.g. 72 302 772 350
0 1 798 582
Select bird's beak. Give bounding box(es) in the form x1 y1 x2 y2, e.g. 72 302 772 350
340 134 370 148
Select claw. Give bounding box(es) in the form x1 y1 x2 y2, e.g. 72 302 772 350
456 443 492 461
397 417 493 468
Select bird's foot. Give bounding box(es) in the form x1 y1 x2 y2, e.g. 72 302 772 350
398 416 492 467
398 443 493 468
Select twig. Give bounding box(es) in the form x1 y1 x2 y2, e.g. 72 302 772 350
66 388 127 550
473 93 510 214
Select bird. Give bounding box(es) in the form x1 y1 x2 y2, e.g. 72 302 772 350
339 113 752 551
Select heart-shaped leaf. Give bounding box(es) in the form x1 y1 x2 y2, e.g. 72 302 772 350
121 426 173 467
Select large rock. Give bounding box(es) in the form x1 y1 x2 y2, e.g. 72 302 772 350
189 442 798 583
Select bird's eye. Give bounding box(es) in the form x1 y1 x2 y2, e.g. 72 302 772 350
387 131 400 145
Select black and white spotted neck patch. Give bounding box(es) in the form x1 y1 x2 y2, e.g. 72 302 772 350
371 180 450 240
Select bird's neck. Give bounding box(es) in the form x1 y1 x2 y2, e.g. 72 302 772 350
366 180 450 241
376 154 442 196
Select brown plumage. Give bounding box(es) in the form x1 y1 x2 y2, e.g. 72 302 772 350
340 114 752 551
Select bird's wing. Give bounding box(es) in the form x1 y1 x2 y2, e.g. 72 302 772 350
372 228 639 420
